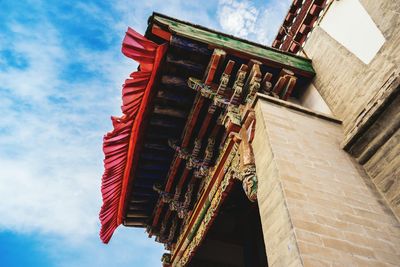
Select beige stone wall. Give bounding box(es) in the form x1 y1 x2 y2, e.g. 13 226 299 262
253 102 303 267
303 0 400 135
253 97 400 267
302 0 400 227
363 129 400 219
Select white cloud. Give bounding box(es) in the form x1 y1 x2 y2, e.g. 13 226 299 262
0 0 291 265
113 0 219 34
0 1 214 265
256 0 292 44
0 22 64 102
0 18 127 240
218 0 259 37
65 228 165 266
218 0 291 45
0 0 218 241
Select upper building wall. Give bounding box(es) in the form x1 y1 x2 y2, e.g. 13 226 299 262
302 0 399 135
271 0 400 230
300 0 400 220
318 0 385 64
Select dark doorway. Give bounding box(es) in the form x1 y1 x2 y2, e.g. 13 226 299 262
188 182 268 267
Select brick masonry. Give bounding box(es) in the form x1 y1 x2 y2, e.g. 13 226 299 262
253 97 400 267
302 0 400 225
303 0 400 135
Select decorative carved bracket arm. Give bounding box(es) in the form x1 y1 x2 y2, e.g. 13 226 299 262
168 139 189 160
240 165 258 202
232 110 258 202
153 182 193 219
230 64 248 105
161 253 171 267
166 217 178 248
244 61 262 104
153 184 173 204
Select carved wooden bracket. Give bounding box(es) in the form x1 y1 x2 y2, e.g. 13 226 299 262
181 181 195 216
244 60 262 104
230 64 248 105
153 182 194 219
232 110 258 202
166 217 178 247
157 218 168 243
161 253 172 267
168 139 189 160
153 184 173 204
203 138 215 166
240 165 258 202
170 187 181 212
169 137 216 176
270 68 297 100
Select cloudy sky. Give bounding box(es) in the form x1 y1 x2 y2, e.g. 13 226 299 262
0 0 290 266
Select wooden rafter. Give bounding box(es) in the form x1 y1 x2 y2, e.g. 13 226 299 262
151 48 227 230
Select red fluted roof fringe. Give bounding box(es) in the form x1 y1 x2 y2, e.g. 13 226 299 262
99 28 167 243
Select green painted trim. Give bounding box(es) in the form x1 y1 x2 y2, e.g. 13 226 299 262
187 199 211 241
153 15 315 75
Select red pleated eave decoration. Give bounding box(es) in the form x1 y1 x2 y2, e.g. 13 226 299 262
99 28 168 243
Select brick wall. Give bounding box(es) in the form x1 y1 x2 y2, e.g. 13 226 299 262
302 0 400 227
303 0 400 134
253 105 303 267
253 96 400 267
363 129 400 220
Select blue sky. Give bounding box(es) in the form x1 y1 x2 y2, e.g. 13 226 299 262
0 0 290 266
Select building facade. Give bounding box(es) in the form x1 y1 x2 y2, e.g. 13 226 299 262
100 1 400 266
